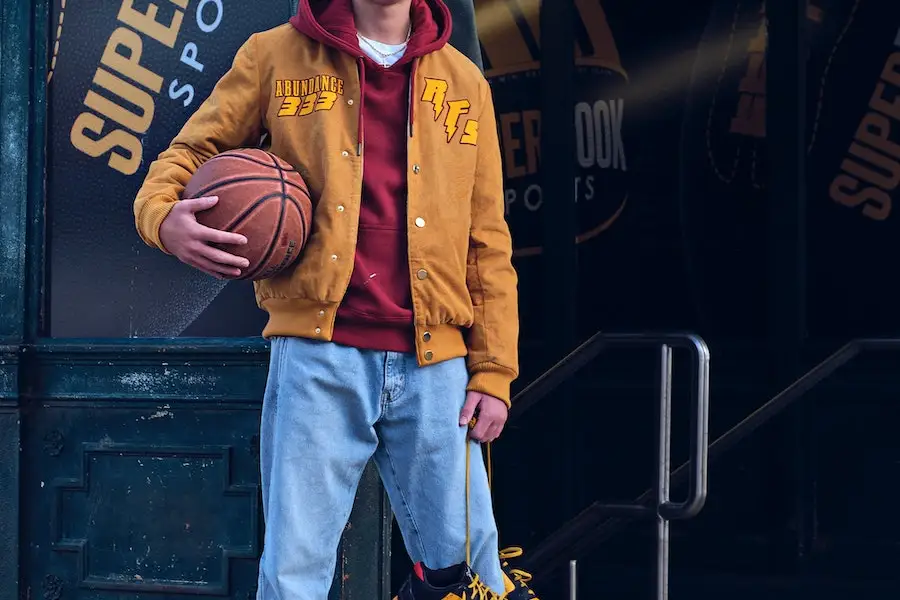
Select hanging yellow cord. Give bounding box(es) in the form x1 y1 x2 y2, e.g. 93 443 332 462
465 416 496 567
465 437 472 565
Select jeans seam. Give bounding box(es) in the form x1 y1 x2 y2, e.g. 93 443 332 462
383 440 429 564
271 338 290 418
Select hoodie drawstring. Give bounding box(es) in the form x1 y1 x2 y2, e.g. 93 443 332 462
408 59 418 138
356 57 367 156
357 57 418 152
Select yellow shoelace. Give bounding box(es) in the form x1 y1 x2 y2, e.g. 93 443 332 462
465 573 504 600
466 422 538 599
499 547 540 598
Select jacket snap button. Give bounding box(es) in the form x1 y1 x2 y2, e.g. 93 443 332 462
416 269 428 280
415 217 425 228
341 151 350 157
315 327 322 334
424 350 434 361
423 331 432 342
412 164 420 174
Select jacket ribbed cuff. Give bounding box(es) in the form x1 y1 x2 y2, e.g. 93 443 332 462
137 199 177 254
467 367 516 407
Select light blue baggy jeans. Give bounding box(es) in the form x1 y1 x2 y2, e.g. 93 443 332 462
256 337 504 599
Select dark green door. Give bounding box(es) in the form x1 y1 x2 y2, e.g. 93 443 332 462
0 1 391 598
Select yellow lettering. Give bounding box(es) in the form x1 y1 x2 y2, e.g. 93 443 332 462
522 109 541 174
500 113 525 178
316 90 337 111
573 0 621 66
301 80 310 97
421 78 448 120
738 53 766 94
445 99 470 142
337 78 345 95
461 119 479 145
278 97 301 117
474 0 534 72
845 142 900 190
70 112 142 175
871 82 900 120
84 68 155 134
830 173 892 220
730 94 766 137
117 0 184 49
857 112 900 161
297 93 317 117
275 80 285 98
101 27 163 93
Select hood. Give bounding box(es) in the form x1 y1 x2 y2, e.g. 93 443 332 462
290 0 452 65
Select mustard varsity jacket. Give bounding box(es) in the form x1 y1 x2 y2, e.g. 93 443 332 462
133 24 519 404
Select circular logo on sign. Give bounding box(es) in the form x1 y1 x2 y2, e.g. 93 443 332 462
476 0 629 258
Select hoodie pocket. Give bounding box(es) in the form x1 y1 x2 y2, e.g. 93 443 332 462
339 225 413 322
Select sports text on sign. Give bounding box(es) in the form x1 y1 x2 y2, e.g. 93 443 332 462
69 0 225 176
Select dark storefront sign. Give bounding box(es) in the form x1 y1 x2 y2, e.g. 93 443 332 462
478 0 630 258
47 0 289 338
680 0 900 339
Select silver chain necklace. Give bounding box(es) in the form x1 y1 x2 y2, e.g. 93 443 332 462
357 26 411 67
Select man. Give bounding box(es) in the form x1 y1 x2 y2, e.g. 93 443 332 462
134 0 523 598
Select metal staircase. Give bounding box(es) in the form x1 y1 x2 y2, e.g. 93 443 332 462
507 332 711 600
510 335 900 599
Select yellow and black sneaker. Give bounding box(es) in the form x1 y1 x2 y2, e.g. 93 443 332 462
394 562 506 600
499 547 541 599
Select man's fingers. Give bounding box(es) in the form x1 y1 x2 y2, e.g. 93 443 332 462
469 416 493 442
485 423 504 443
180 195 219 212
195 223 248 246
196 243 250 269
189 255 242 278
459 391 481 426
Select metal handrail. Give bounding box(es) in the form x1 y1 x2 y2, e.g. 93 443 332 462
522 337 900 580
509 332 710 600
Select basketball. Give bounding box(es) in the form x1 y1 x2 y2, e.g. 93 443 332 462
182 148 312 281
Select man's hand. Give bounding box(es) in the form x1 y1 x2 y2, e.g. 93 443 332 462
459 391 509 443
159 196 250 279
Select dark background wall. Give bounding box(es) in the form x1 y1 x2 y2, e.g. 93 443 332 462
30 0 900 598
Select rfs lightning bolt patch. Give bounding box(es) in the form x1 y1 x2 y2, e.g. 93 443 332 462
420 78 479 145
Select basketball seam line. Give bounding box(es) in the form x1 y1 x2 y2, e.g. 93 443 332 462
286 195 309 246
225 193 285 281
223 192 284 232
244 197 287 280
276 145 311 249
215 151 299 173
241 156 290 280
194 175 309 201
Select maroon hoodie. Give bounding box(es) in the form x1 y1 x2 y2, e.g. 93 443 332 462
291 0 453 353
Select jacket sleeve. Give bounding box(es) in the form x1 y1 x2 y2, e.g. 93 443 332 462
134 34 264 252
465 79 520 406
